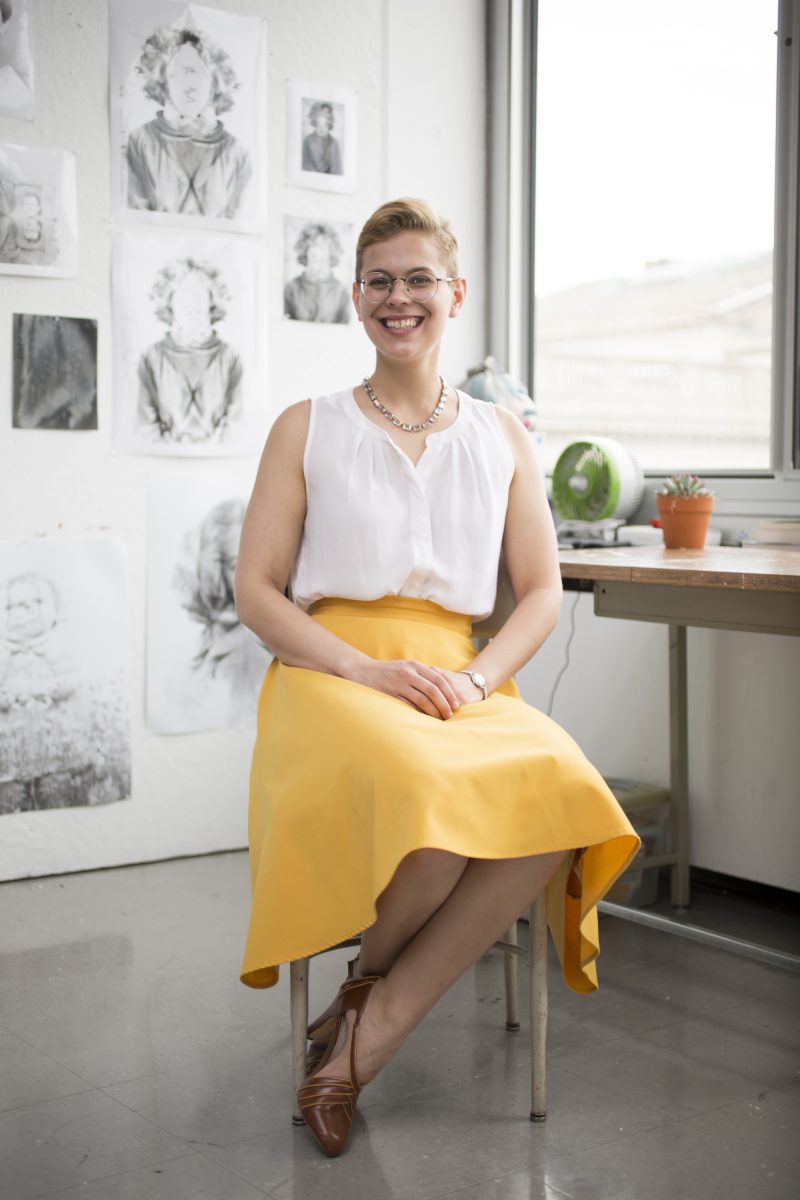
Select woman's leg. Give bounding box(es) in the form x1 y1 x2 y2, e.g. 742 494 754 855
309 849 468 1030
317 849 565 1082
358 848 469 975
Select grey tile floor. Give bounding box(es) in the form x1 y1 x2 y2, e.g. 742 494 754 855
0 851 798 1200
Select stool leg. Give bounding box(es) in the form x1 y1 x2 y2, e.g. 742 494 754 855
529 894 548 1121
290 958 309 1126
503 921 520 1030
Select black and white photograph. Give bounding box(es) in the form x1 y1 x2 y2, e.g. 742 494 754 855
286 79 357 194
113 227 264 456
0 143 77 277
110 0 267 232
0 540 130 816
12 314 98 430
147 473 269 733
283 214 353 325
0 0 33 121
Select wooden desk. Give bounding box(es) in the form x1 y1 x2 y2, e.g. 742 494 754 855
557 545 800 910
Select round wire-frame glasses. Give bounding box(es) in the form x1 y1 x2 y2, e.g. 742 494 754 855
357 270 457 304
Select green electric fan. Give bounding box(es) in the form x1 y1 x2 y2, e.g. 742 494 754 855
552 437 643 527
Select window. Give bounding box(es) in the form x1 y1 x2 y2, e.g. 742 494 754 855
488 0 800 482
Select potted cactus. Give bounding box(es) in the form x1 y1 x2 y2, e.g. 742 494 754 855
656 474 716 549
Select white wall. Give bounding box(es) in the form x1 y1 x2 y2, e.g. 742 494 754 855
517 599 800 892
6 0 795 896
0 0 487 881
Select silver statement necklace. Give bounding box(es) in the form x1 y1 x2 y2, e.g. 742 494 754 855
362 376 448 433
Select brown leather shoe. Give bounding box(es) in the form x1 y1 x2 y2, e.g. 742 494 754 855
305 1036 330 1079
297 975 381 1157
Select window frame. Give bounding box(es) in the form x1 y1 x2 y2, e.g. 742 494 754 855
488 0 800 506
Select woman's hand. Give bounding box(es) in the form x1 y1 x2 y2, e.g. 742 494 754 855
353 659 482 720
435 667 486 707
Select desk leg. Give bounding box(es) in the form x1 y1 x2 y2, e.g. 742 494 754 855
669 623 690 907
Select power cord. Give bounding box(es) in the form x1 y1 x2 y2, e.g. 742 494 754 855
546 591 580 717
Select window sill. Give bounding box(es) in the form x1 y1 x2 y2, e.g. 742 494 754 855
634 472 800 536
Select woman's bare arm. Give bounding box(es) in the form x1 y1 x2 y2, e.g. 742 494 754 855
234 402 461 719
454 407 563 699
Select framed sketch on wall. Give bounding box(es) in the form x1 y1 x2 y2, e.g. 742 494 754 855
286 80 357 194
283 215 353 325
146 472 270 734
112 227 265 456
12 314 98 430
0 540 131 816
0 0 34 120
0 143 77 277
109 0 267 232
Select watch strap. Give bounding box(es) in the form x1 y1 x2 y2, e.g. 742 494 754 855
459 669 487 701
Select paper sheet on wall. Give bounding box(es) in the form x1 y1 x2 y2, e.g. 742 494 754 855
12 315 98 430
0 143 77 277
283 214 354 325
0 0 34 121
112 226 265 456
109 0 267 232
285 79 357 195
146 472 270 734
0 540 131 816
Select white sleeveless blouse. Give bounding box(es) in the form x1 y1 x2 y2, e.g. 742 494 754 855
291 388 515 619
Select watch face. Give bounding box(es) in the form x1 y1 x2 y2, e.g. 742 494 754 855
473 672 486 688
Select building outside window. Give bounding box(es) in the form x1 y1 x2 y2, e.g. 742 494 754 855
531 0 777 473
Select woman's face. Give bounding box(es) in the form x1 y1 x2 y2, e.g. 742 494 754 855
352 231 465 362
165 44 214 121
171 271 213 335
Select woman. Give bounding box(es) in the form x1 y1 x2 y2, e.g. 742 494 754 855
283 221 351 324
126 27 251 219
236 198 639 1158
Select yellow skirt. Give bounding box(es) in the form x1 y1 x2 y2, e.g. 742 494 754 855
241 597 640 994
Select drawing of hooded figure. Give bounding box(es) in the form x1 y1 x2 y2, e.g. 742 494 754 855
126 26 251 219
172 499 267 719
137 257 243 444
0 573 129 814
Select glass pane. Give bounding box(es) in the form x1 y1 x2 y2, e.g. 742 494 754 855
533 0 777 472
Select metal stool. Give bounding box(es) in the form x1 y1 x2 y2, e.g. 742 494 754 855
289 891 549 1124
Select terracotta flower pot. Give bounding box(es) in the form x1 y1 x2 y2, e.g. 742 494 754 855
656 493 714 549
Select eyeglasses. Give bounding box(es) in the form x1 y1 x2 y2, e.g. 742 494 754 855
357 270 457 304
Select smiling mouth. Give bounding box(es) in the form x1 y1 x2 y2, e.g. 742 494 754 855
380 317 423 329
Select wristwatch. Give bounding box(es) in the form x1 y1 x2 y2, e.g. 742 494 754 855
460 669 487 701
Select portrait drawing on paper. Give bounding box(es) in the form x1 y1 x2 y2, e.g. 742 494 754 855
138 256 242 444
283 216 352 325
0 543 131 816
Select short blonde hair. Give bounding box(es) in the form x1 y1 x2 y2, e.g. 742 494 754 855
355 198 459 280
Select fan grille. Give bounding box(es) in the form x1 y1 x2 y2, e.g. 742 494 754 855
552 442 618 520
